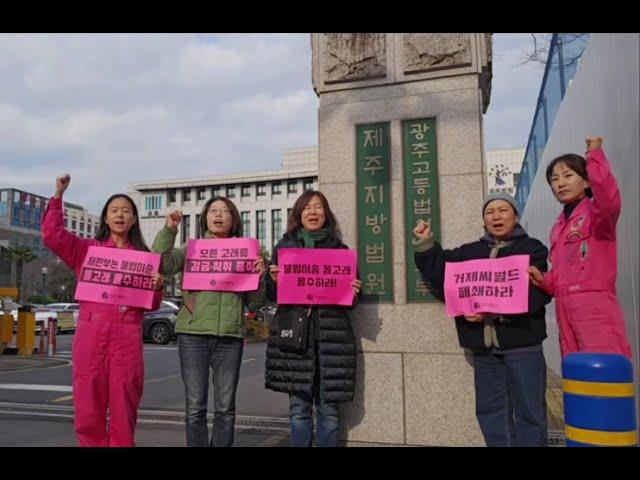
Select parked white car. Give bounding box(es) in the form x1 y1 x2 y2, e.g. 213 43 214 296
7 302 79 333
42 303 80 333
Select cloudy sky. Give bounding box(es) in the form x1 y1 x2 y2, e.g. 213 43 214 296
0 33 545 213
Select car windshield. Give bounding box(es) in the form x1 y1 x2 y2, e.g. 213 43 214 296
46 304 68 311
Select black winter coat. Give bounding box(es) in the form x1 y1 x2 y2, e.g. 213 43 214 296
264 235 357 404
414 228 551 353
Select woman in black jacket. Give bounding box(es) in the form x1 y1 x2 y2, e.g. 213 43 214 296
413 192 551 447
265 190 362 447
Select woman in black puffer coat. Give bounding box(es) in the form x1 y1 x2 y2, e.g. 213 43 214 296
265 190 361 447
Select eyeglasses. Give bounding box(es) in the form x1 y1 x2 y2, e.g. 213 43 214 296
208 208 230 215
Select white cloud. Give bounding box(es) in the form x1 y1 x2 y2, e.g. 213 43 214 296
0 33 543 212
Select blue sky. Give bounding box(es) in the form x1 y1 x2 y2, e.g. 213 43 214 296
0 33 545 213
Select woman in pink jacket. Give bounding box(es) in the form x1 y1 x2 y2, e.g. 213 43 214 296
42 174 164 446
529 137 632 358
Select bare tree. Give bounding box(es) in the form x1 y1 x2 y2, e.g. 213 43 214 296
521 33 589 68
46 261 77 302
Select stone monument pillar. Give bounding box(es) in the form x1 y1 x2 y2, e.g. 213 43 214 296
311 33 493 446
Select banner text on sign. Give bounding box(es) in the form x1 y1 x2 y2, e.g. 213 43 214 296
277 248 357 306
182 238 260 292
444 255 530 317
75 246 161 309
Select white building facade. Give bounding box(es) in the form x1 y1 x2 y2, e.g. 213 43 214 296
63 202 101 239
128 147 319 255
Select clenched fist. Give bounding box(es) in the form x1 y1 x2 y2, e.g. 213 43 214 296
166 210 183 230
413 219 432 241
586 136 603 153
55 174 71 198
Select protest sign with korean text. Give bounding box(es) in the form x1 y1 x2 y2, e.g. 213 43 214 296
278 248 357 306
183 238 260 292
75 246 161 309
444 255 530 317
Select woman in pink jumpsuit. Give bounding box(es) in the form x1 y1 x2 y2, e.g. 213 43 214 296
42 174 164 446
529 137 632 358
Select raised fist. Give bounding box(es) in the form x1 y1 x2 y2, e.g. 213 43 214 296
55 174 71 198
166 210 183 230
585 137 603 152
413 219 432 240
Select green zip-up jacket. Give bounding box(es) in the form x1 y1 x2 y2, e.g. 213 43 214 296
152 226 267 337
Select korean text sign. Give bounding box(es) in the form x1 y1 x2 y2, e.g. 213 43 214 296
277 248 357 306
183 238 260 292
75 246 161 309
444 255 529 317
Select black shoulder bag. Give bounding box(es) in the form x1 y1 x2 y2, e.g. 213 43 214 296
270 306 310 353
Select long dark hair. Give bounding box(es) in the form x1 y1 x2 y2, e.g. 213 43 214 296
545 153 593 198
198 196 242 238
95 193 150 252
285 190 342 242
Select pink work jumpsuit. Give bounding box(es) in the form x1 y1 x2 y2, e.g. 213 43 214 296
540 148 632 358
42 196 161 446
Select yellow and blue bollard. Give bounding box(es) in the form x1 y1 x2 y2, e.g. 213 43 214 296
562 352 637 447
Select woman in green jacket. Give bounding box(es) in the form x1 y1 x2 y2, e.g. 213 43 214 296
153 196 266 447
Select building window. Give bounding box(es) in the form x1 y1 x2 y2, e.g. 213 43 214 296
71 220 77 230
213 186 222 197
144 195 163 211
226 185 236 198
271 209 282 247
288 180 297 194
64 218 69 228
256 210 266 248
80 222 85 232
304 178 314 191
183 189 191 202
272 182 282 195
0 202 7 217
287 208 292 222
197 187 206 201
0 191 7 202
168 189 176 203
241 184 251 197
241 211 251 237
195 214 201 237
256 183 266 197
181 214 191 244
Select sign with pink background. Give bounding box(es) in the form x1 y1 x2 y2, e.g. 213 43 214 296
444 255 530 317
75 246 161 309
277 248 357 306
182 238 260 292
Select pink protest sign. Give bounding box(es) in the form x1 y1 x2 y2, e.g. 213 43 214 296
75 246 161 309
444 255 530 317
182 238 260 292
277 248 357 306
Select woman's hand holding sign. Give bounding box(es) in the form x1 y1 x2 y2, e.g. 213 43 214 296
151 272 164 291
269 265 279 285
528 266 544 288
464 313 486 323
350 279 362 297
254 258 265 279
